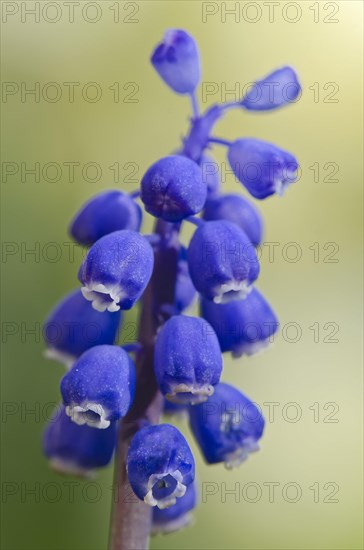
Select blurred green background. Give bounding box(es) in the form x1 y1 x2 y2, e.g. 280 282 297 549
1 1 363 549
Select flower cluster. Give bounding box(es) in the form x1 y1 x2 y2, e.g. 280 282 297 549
42 29 300 537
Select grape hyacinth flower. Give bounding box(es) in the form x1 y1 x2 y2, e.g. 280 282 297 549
228 138 299 199
43 404 117 477
60 345 136 429
187 220 260 303
79 230 154 312
70 190 142 246
189 383 265 468
154 315 223 404
201 288 279 357
127 424 195 509
43 289 122 368
152 481 197 534
141 155 206 222
241 66 301 111
203 193 264 246
42 28 301 549
151 29 200 95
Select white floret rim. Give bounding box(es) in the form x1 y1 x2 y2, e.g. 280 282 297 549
232 338 272 358
66 403 110 429
224 437 260 470
81 282 125 313
166 383 214 405
49 458 94 479
144 470 187 509
213 280 252 304
275 170 297 197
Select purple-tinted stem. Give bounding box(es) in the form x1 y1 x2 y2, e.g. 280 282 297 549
221 100 241 111
108 220 180 550
208 136 232 147
190 91 200 119
182 104 224 161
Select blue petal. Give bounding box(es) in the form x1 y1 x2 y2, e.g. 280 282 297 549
141 155 206 222
241 66 301 111
60 345 136 427
152 481 197 534
43 404 117 476
151 29 200 94
203 194 264 246
187 220 260 302
189 383 265 467
127 424 195 508
154 315 223 404
228 138 299 199
78 230 154 312
200 288 279 357
44 289 122 367
70 190 142 247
